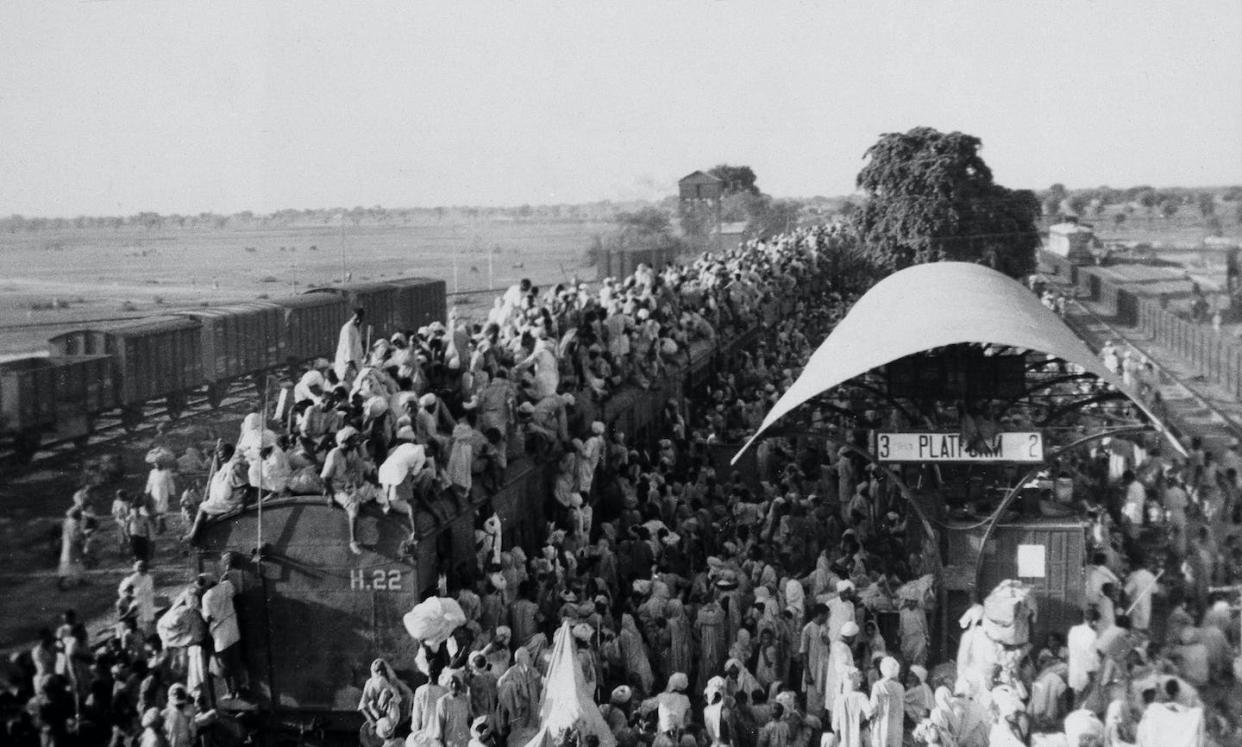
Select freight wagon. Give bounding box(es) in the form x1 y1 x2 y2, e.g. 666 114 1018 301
5 278 446 461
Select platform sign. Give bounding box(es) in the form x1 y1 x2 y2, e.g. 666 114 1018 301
876 432 1044 463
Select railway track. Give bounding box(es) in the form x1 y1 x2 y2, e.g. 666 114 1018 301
1040 272 1242 444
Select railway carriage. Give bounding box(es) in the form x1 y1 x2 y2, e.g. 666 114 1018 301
49 316 203 430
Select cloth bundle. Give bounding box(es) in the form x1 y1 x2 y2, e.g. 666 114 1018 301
982 579 1038 646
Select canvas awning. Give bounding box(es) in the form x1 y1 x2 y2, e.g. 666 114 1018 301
734 261 1181 463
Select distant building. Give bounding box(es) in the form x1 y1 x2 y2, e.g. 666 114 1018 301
1045 222 1095 264
678 170 724 201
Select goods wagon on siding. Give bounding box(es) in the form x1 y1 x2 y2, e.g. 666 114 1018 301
271 292 350 367
389 277 447 331
0 355 115 460
174 303 288 406
4 277 446 461
49 317 203 429
304 282 403 346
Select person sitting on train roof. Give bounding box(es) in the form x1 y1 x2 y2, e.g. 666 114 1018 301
321 425 378 555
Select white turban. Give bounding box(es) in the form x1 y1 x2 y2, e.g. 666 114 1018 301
836 580 855 593
840 621 860 638
910 664 928 683
880 656 900 679
667 672 689 692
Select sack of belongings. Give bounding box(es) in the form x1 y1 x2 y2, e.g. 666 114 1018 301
145 446 176 468
982 579 1038 646
286 466 324 495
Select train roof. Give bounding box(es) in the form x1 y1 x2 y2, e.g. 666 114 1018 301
49 315 200 341
173 301 284 319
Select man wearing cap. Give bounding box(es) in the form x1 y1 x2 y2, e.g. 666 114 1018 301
433 672 471 747
600 685 632 735
321 426 375 555
869 656 904 747
826 580 857 644
824 621 859 719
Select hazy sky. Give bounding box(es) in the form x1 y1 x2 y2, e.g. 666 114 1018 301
2 1 1240 217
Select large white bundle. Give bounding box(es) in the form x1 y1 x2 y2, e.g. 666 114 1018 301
897 574 936 605
523 622 615 747
1135 704 1204 747
983 579 1038 646
403 597 467 647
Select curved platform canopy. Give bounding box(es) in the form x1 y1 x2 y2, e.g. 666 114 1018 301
734 261 1181 463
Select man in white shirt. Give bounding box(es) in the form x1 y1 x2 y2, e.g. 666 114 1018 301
119 560 155 634
1067 608 1100 707
200 573 245 700
1124 559 1159 633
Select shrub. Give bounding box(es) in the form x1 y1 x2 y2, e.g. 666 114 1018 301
120 301 137 312
260 275 279 283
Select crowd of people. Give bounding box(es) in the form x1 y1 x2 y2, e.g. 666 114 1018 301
8 224 1241 747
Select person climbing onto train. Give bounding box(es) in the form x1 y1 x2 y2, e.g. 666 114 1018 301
182 442 248 543
321 425 377 555
198 571 247 703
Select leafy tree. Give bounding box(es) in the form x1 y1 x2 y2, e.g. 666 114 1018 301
851 127 1040 279
1160 199 1179 220
708 164 759 195
1066 193 1090 216
1198 192 1216 218
747 197 803 239
615 207 672 236
1113 212 1127 227
1136 189 1159 214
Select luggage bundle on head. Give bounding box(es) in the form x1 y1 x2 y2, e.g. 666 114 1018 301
145 446 176 468
982 579 1038 646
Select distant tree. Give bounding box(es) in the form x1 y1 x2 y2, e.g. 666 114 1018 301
1207 216 1224 236
852 127 1039 279
1198 192 1216 218
747 198 803 239
615 207 672 236
1066 193 1090 216
708 164 760 195
1160 199 1179 220
838 200 857 219
517 204 533 219
1113 212 1127 227
1092 200 1107 217
1222 186 1242 202
1137 189 1159 214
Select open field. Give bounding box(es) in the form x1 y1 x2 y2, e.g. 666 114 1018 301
0 219 611 355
